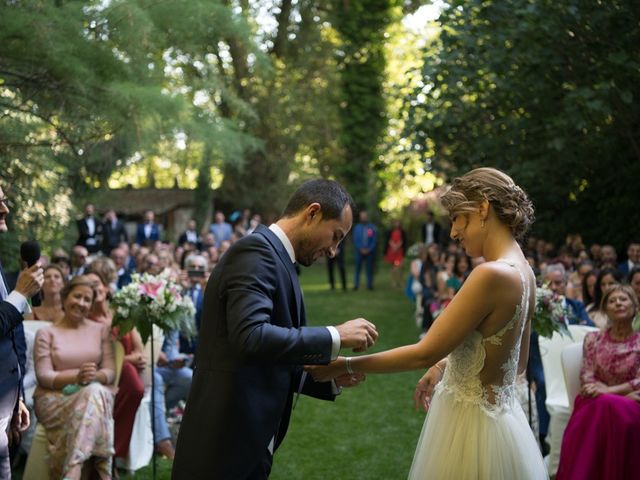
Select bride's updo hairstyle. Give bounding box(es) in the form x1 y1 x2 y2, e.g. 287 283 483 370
441 167 534 240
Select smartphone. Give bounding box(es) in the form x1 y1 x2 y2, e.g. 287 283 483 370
187 269 205 278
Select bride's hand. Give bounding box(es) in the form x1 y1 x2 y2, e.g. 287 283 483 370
414 365 443 412
306 357 348 382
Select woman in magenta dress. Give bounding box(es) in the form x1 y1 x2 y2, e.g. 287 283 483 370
556 284 640 480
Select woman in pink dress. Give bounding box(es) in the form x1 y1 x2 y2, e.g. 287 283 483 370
556 284 640 480
34 276 116 479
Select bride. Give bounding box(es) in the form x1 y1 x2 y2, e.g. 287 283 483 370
310 168 548 479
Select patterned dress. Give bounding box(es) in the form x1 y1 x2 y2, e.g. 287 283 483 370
556 330 640 480
34 320 115 479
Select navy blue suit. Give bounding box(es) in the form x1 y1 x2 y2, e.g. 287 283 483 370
353 222 378 290
173 226 335 479
135 222 160 245
0 264 26 477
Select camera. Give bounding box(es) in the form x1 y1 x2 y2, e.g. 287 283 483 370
187 269 205 278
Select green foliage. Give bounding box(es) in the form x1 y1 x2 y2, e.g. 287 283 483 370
407 0 640 248
331 0 397 212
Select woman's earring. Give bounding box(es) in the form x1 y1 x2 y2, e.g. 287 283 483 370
480 219 486 228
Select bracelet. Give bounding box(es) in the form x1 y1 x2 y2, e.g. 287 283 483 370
433 363 444 376
345 357 354 375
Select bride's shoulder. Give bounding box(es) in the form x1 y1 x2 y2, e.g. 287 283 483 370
468 260 521 282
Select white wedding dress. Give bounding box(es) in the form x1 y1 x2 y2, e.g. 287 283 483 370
409 261 548 479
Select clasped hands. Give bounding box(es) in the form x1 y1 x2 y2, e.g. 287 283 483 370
77 362 98 386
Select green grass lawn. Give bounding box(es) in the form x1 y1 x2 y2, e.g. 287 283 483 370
130 260 426 479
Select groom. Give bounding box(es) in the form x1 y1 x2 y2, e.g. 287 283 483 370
173 179 378 479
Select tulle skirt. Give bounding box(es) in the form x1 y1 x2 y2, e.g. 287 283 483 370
408 387 548 479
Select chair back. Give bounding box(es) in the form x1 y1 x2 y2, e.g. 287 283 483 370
561 342 583 411
538 325 597 409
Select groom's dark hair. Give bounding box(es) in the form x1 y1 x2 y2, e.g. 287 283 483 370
282 179 356 221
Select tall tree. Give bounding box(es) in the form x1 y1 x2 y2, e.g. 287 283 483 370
331 0 396 212
407 0 640 247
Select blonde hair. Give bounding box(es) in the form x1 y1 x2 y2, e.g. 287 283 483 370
601 284 639 318
441 167 534 240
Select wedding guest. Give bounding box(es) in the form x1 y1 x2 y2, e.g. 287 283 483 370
581 269 598 310
76 203 102 254
209 211 232 248
51 254 72 281
327 244 347 291
70 245 89 277
630 268 640 305
101 209 128 256
177 219 201 249
618 242 640 276
629 268 640 331
353 210 378 291
135 210 161 247
556 284 640 480
446 253 470 298
24 265 65 323
110 247 132 290
420 210 442 246
544 263 592 324
435 253 456 303
599 244 618 269
85 269 145 465
384 220 407 288
566 260 593 302
587 267 623 329
34 276 115 479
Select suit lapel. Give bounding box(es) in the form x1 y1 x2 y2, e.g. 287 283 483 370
254 226 303 327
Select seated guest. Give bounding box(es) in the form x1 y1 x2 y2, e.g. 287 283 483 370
545 263 593 324
629 268 640 331
153 329 194 459
24 264 65 322
34 276 115 479
445 253 470 298
84 269 145 465
178 219 201 249
179 254 207 355
586 267 623 329
110 247 132 290
581 269 598 311
617 242 640 276
530 263 594 451
556 285 640 480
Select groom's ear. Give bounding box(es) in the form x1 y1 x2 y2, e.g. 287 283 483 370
304 203 322 224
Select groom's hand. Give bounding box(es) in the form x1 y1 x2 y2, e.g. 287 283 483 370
306 357 348 382
335 318 378 352
335 372 366 388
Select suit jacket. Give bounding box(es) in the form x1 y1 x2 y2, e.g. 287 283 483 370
101 219 128 254
173 225 335 479
0 264 26 410
76 216 103 253
421 221 442 245
135 222 160 245
353 222 378 253
566 298 593 326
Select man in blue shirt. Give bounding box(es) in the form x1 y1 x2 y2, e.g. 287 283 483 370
352 210 378 290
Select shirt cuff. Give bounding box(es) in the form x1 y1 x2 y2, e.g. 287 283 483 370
327 326 340 361
331 379 342 395
6 291 29 314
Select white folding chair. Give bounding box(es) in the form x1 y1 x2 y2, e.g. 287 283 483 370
538 324 597 475
561 342 584 412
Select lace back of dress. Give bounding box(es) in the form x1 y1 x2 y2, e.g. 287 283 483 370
478 261 530 407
